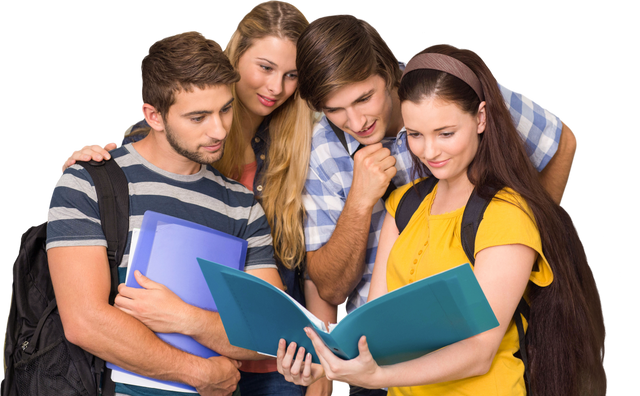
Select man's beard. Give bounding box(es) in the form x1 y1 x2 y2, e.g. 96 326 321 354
164 123 225 165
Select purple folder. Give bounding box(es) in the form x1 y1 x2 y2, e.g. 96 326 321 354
107 210 247 392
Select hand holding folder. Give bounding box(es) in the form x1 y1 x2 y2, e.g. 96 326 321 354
108 211 247 392
198 259 499 366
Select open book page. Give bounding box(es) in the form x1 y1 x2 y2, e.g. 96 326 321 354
273 286 330 332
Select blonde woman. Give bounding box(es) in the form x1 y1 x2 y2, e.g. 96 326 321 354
63 2 331 395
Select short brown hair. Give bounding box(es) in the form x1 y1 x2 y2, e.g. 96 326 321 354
296 15 401 111
142 31 239 117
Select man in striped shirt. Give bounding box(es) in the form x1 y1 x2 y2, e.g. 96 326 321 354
46 32 282 396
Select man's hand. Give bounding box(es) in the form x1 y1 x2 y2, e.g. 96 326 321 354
194 356 241 396
115 270 191 334
350 142 397 209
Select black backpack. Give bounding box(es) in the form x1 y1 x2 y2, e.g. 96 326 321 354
2 160 129 396
395 177 531 394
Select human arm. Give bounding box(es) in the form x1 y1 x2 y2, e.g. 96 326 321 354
538 123 576 203
500 85 575 203
367 212 397 302
305 143 397 305
115 267 284 361
48 246 240 395
303 243 537 388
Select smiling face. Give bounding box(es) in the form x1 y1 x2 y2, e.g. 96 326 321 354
402 97 486 185
234 36 298 119
321 74 396 146
162 84 234 165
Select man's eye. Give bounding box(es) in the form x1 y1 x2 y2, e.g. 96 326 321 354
192 116 204 122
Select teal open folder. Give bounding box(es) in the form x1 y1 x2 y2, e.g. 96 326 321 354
107 211 247 392
198 259 499 365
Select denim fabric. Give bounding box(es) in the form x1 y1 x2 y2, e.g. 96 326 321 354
240 371 305 396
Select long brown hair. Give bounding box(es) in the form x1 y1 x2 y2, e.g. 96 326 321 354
399 45 606 395
214 1 314 270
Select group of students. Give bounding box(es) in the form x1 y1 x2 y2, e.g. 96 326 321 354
55 1 605 396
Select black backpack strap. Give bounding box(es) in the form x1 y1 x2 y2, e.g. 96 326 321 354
77 160 129 396
513 298 531 395
395 177 438 233
328 119 397 201
77 160 129 304
460 188 496 266
460 187 531 395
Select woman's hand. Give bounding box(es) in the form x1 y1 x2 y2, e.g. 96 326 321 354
305 328 385 389
62 143 116 172
276 339 325 386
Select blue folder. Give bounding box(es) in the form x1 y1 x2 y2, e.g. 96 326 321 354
107 211 247 392
198 259 498 365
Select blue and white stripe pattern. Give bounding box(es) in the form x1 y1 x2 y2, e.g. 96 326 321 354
303 85 562 313
47 144 276 277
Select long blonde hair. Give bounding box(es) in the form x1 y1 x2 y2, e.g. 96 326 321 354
215 1 314 270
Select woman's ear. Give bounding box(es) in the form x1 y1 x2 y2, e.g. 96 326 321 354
142 103 165 132
476 101 487 134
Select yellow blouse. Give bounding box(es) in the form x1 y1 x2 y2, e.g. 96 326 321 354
383 180 553 396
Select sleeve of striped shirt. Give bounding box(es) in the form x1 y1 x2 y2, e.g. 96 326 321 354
499 84 563 171
241 198 277 270
46 165 106 250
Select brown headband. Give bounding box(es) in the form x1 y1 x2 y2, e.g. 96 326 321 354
401 53 484 101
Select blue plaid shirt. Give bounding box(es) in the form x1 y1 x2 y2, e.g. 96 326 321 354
303 84 563 313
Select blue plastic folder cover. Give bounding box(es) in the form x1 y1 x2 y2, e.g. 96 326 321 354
199 259 498 366
107 211 247 392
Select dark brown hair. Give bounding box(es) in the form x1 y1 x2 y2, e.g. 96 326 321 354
399 45 606 396
142 31 239 117
296 15 401 111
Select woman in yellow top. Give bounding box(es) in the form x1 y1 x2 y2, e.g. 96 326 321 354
279 45 606 395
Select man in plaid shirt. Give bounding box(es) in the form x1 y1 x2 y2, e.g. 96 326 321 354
289 18 576 395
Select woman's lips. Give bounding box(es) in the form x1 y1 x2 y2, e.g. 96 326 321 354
427 159 450 168
257 94 276 107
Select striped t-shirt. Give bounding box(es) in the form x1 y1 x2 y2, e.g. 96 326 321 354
46 144 276 276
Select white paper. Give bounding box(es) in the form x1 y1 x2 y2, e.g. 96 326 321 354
274 287 338 333
124 228 140 284
110 369 197 393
